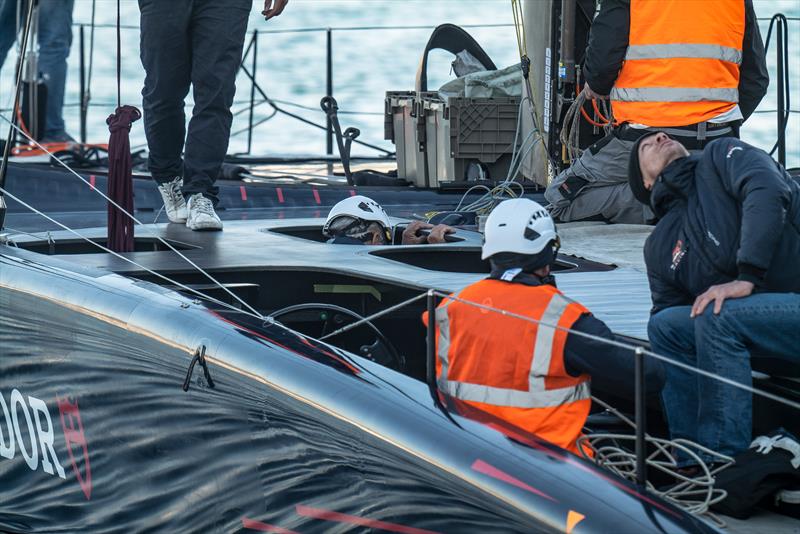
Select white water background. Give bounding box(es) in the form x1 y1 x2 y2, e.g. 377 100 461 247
0 0 798 168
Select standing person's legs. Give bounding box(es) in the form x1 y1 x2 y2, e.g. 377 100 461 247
139 0 192 185
648 306 703 465
692 293 800 458
182 0 250 205
36 0 74 140
0 0 21 70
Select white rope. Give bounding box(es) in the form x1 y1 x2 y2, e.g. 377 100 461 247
0 113 265 320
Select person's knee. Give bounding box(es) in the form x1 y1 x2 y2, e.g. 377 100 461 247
648 307 685 345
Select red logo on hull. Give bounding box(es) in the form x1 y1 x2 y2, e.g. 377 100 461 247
57 396 92 500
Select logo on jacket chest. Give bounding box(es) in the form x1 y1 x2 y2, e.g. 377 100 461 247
670 239 687 271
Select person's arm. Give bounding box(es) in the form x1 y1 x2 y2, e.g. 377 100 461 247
714 140 793 285
564 313 665 398
738 0 769 121
583 0 630 96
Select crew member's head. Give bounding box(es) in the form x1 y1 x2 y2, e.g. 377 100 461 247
482 199 559 279
628 131 690 205
323 195 392 245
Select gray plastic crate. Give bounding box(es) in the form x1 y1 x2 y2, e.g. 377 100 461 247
446 96 520 184
385 91 520 187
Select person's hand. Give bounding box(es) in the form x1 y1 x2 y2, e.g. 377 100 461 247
583 83 607 100
426 224 455 244
690 280 754 317
401 221 433 245
263 0 288 20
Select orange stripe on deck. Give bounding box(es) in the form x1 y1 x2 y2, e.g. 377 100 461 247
240 185 248 201
89 175 96 190
276 187 284 203
312 188 321 204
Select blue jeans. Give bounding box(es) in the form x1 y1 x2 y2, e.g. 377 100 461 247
0 0 74 138
648 293 800 465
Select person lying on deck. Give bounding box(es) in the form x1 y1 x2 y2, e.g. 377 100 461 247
322 195 454 245
628 132 800 465
422 199 664 456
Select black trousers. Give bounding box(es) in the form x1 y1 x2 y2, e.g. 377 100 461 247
139 0 250 204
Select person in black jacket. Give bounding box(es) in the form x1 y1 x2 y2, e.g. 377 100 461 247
629 131 800 465
546 0 769 225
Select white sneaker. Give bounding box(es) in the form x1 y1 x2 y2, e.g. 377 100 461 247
157 177 188 223
186 193 223 231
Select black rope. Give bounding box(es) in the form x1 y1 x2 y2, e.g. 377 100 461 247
763 14 791 159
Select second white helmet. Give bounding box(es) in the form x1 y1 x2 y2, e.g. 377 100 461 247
481 199 558 260
323 195 392 237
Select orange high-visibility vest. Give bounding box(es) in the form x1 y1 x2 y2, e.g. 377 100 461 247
611 0 746 127
425 280 591 456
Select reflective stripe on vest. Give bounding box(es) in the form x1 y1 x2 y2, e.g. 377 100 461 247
624 43 743 64
611 87 739 103
435 292 590 409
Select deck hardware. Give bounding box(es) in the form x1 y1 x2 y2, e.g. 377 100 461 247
426 290 436 389
183 344 215 392
634 346 647 486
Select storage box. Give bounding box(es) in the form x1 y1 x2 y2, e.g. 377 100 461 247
385 91 520 188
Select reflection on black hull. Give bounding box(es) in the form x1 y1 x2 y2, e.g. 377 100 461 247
0 246 717 533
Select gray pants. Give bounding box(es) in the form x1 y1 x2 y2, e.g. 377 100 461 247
545 132 653 224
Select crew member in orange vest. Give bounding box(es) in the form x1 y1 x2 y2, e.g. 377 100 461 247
546 0 768 224
424 199 665 455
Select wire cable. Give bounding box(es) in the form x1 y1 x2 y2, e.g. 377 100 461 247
0 113 266 320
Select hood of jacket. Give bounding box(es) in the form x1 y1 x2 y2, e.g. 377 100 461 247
650 154 699 218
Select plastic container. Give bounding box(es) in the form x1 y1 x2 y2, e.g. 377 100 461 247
386 91 520 187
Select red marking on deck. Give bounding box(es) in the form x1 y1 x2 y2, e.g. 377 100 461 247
471 459 556 501
276 188 284 203
240 186 248 201
349 189 356 196
312 188 321 204
295 505 439 534
241 518 298 534
89 175 96 190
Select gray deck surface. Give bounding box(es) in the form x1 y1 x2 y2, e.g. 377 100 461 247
14 217 655 340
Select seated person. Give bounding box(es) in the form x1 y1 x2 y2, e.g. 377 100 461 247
323 195 454 245
628 132 800 465
423 199 664 455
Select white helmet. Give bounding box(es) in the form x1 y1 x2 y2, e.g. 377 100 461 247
323 195 392 237
481 199 558 260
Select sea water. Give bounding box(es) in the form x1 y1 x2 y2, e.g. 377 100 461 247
0 0 797 168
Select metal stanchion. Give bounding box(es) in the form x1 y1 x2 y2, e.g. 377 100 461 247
426 289 436 389
634 346 647 486
247 31 259 155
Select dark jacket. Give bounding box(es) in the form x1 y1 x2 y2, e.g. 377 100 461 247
584 0 769 122
644 139 800 314
488 269 665 397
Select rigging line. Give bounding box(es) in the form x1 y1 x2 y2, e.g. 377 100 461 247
84 0 96 110
432 290 800 413
318 292 428 341
0 185 266 322
0 114 266 320
116 0 121 108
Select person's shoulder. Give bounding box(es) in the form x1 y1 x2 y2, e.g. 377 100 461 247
705 138 755 160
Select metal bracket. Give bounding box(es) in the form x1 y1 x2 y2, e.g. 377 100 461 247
182 344 215 392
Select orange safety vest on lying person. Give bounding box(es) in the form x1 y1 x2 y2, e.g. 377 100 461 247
424 280 591 456
611 0 746 127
